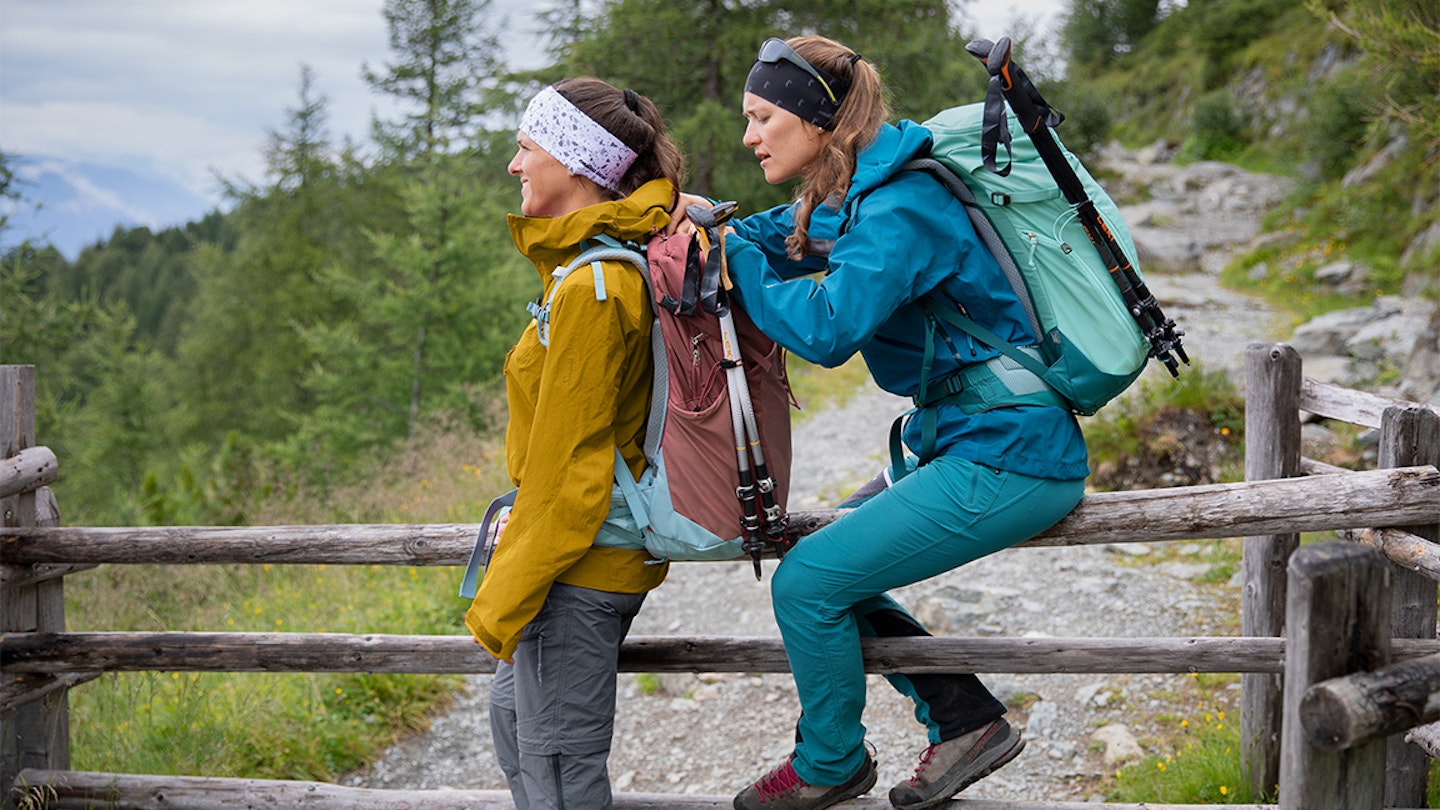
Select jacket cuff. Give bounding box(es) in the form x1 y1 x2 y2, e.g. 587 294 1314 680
464 604 509 659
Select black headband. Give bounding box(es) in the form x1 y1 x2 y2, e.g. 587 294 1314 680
744 59 845 129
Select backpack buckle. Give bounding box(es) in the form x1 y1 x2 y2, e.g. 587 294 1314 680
990 191 1012 206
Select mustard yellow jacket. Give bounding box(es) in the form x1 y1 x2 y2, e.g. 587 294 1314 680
465 179 674 660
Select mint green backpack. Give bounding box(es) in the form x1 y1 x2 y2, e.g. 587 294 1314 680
910 100 1151 417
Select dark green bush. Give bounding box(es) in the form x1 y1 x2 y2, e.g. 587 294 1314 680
1184 90 1247 159
1306 73 1370 179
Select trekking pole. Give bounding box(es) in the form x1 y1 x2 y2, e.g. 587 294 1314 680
708 207 790 555
965 37 1189 377
686 202 789 580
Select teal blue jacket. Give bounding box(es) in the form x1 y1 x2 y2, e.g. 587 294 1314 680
726 120 1088 480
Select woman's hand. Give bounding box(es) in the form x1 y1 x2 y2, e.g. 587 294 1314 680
667 192 713 235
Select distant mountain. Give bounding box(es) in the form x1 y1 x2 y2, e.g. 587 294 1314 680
3 156 221 260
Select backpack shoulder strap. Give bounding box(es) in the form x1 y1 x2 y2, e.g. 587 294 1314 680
897 157 1042 338
529 240 648 347
562 238 670 469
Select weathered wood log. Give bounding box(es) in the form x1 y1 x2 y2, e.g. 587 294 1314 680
1242 343 1303 802
0 673 99 713
2 364 69 801
6 630 1440 681
1279 541 1390 810
1404 721 1440 759
1379 405 1440 805
1299 377 1440 430
0 446 57 500
1338 527 1440 581
1300 456 1350 475
10 768 1289 810
0 563 97 590
1299 456 1440 582
3 465 1436 567
1303 651 1440 752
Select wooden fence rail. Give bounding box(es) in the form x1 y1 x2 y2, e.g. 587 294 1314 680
5 632 1438 679
3 465 1436 566
4 346 1440 810
0 447 55 502
1301 650 1440 752
8 769 1302 810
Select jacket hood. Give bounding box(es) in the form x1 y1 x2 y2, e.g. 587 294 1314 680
508 178 675 275
845 120 933 207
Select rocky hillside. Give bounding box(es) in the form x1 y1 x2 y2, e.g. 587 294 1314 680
1082 0 1439 339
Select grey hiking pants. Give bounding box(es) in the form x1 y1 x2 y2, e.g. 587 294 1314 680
490 582 647 810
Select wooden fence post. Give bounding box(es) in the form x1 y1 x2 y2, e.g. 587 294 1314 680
1280 540 1390 809
1379 404 1440 806
1 366 69 809
1241 342 1302 799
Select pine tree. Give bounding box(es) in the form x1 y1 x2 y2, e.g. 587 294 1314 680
298 0 527 448
173 66 346 445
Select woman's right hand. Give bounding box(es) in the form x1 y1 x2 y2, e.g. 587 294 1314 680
485 510 510 548
667 192 712 235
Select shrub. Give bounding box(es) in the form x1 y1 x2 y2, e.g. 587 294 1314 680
1183 91 1248 160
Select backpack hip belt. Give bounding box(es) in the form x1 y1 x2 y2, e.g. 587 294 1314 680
915 348 1067 414
891 347 1068 480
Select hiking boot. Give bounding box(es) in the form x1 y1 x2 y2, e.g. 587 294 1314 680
733 750 877 809
888 719 1025 809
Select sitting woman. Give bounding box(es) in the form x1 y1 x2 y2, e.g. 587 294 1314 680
700 35 1090 810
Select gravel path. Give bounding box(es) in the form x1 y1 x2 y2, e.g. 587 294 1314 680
342 149 1292 803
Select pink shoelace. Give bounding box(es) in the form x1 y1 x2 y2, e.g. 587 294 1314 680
908 744 938 786
754 758 806 800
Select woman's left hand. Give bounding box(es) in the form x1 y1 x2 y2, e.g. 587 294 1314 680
667 192 712 235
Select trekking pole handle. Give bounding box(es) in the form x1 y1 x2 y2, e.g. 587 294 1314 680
685 201 740 290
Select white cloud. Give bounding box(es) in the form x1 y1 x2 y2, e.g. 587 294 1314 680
6 99 261 200
0 0 546 212
17 157 162 226
0 0 399 206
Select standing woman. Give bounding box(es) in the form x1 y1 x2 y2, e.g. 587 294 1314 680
464 78 683 810
718 36 1089 810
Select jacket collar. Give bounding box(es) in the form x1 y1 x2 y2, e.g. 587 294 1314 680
845 120 934 207
508 178 675 277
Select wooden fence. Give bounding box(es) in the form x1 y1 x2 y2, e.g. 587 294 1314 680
2 345 1439 810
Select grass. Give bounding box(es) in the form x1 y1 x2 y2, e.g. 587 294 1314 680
67 563 466 779
784 351 872 420
1106 671 1440 806
63 415 510 781
1107 699 1258 804
1081 361 1247 491
61 359 878 782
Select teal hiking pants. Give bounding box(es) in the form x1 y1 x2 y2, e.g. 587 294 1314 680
772 455 1085 786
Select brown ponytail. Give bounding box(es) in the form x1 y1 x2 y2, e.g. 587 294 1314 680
554 78 686 200
780 36 887 260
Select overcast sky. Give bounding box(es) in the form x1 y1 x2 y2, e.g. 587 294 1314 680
1 0 1063 215
0 0 546 202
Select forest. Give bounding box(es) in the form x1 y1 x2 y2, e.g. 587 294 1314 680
2 0 1437 530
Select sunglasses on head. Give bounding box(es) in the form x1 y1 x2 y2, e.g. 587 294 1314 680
756 37 838 104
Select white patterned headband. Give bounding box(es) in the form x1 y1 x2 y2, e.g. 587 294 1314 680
519 86 639 192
